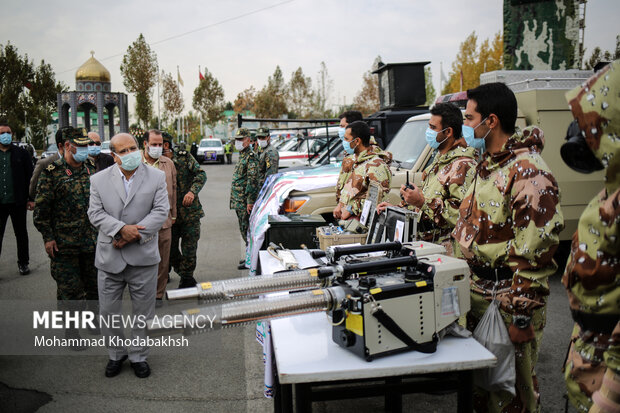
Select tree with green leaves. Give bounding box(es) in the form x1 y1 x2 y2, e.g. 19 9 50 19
120 34 158 128
255 66 288 119
442 31 503 94
161 71 183 127
192 67 225 129
288 67 313 118
0 43 64 148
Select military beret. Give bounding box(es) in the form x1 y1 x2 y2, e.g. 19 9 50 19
256 127 270 138
62 127 91 146
235 128 250 138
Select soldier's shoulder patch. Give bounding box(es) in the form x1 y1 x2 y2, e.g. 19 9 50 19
46 164 56 171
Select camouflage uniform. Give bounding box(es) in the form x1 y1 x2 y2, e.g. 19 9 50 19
402 141 477 254
249 127 279 203
33 153 97 306
562 61 620 412
452 126 564 413
229 129 259 244
336 144 382 203
170 149 206 282
339 148 392 217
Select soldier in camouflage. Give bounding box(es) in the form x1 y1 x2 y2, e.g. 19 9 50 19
335 110 364 208
247 127 279 213
378 103 477 253
334 121 392 220
229 128 259 254
452 83 564 412
561 60 620 413
33 127 97 349
168 135 207 289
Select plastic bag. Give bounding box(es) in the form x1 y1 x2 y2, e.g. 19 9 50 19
473 299 516 396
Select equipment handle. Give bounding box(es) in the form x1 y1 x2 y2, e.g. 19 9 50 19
342 255 416 276
328 241 402 261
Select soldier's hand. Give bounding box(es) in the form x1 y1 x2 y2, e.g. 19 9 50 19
377 202 391 214
341 209 352 220
120 225 145 242
333 203 342 219
26 201 35 211
400 185 424 208
247 204 253 214
45 240 58 258
182 191 195 207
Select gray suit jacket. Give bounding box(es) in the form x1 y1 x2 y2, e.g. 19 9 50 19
88 163 169 274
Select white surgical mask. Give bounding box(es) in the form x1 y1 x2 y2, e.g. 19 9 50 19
148 146 163 159
235 141 244 151
258 139 268 148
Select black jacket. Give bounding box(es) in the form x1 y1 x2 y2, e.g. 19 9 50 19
4 144 34 205
93 153 115 173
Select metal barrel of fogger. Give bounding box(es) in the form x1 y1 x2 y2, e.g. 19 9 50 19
324 241 403 262
148 287 346 335
166 269 324 301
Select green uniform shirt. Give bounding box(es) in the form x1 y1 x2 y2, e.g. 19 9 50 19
33 158 97 252
249 143 279 203
172 150 206 222
230 146 259 209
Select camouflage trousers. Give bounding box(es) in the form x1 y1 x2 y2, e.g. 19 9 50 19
50 251 98 308
467 290 546 413
564 322 620 412
234 207 249 246
171 218 201 280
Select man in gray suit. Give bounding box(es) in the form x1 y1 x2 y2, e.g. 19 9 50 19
88 133 169 378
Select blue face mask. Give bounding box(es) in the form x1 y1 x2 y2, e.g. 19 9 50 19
338 127 346 142
342 138 357 155
116 150 141 171
463 118 489 153
425 127 449 150
88 145 101 156
0 133 12 145
72 146 89 162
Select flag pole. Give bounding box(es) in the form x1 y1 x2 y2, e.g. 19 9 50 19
439 62 443 91
157 66 161 130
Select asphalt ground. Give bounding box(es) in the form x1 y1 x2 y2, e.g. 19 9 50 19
0 153 578 412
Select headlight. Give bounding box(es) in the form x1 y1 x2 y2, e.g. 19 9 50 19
281 196 309 213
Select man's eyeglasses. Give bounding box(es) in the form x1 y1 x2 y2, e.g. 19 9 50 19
89 142 102 146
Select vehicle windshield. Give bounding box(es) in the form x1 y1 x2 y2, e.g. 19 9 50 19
46 143 58 152
385 119 429 169
200 140 221 147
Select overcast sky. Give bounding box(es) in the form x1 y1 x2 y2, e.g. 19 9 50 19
3 0 619 120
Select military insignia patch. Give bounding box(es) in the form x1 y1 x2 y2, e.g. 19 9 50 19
46 164 55 171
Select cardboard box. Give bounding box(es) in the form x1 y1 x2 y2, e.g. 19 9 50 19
316 227 367 250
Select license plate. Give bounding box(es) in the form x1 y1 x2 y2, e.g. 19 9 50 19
205 152 216 160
